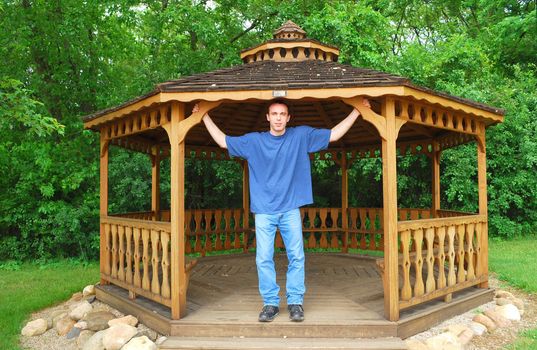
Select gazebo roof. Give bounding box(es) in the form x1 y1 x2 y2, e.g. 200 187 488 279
83 21 504 150
83 59 503 123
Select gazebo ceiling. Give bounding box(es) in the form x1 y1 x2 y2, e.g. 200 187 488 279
84 21 504 151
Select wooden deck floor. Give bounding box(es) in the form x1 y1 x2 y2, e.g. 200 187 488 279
184 253 385 323
96 252 493 340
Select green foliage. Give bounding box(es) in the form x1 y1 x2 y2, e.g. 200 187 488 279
0 78 64 137
0 0 536 260
0 260 99 350
305 2 393 68
184 159 243 209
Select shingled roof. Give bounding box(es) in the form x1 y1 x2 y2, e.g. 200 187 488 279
83 22 504 123
157 60 409 92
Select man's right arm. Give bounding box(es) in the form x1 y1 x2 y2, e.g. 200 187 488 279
193 104 227 149
202 114 227 149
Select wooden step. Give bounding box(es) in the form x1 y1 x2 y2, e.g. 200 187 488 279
170 319 396 338
159 336 407 350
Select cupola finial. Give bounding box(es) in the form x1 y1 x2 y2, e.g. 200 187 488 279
273 20 307 40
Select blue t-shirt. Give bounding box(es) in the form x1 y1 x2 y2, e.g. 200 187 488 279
226 126 331 214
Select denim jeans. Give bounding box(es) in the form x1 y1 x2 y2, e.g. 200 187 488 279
254 208 305 306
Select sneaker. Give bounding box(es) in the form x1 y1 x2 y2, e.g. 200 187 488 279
258 305 279 322
288 304 304 322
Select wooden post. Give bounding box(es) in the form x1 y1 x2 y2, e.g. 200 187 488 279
169 102 187 319
99 133 109 285
477 131 489 288
151 145 161 221
341 152 349 253
381 98 400 321
242 161 250 252
431 141 441 218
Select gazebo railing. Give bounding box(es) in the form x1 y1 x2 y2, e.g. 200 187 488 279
111 207 434 254
104 209 487 316
101 216 173 307
436 209 476 218
396 214 487 310
185 208 249 255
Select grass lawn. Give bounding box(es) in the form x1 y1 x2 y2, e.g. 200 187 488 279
490 236 537 293
489 235 537 350
0 260 99 350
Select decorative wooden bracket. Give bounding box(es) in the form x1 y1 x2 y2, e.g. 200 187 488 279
100 139 109 158
475 124 486 153
395 118 407 138
162 101 222 144
342 97 387 140
178 101 222 144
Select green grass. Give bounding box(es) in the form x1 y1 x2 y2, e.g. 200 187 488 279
489 235 537 350
489 236 537 293
508 328 537 350
0 260 99 350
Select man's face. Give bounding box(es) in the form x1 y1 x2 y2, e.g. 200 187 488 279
266 103 290 136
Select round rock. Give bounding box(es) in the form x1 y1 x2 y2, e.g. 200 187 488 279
70 300 93 321
108 315 138 327
82 329 107 350
21 318 48 337
468 321 487 336
83 284 95 297
66 326 82 339
55 315 76 336
495 304 521 321
495 290 515 299
77 330 95 349
122 335 157 350
83 310 116 331
102 324 138 350
485 309 511 327
472 314 497 332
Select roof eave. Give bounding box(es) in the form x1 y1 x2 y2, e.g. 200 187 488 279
83 85 504 130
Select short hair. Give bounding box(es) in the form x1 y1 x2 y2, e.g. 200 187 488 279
267 99 291 114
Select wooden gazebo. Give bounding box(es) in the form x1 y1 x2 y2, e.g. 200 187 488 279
83 21 504 345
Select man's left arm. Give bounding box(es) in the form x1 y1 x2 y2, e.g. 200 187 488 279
329 99 371 142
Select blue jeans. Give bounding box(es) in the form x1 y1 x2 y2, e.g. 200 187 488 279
254 208 305 306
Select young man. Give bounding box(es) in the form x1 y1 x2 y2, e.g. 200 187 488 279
193 99 370 322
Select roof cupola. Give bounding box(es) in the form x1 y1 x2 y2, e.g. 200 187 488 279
240 20 339 64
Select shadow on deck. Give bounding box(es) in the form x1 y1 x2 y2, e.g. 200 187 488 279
96 253 492 340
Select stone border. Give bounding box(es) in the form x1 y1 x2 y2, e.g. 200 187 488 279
20 284 167 350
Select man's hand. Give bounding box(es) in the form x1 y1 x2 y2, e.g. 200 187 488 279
192 103 207 118
197 103 227 148
329 98 371 142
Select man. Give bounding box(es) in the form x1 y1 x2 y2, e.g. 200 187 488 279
193 98 370 322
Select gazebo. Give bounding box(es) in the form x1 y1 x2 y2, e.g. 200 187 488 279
83 21 504 346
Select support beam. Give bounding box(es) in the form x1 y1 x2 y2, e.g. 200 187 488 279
431 141 441 218
341 152 349 253
242 161 250 252
381 98 400 321
477 133 489 288
99 134 109 285
169 102 187 319
151 145 161 221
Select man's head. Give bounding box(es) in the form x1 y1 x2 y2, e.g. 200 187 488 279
266 100 291 136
